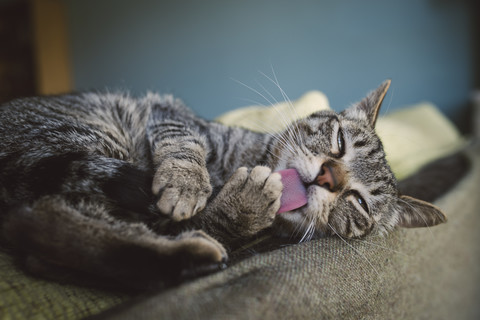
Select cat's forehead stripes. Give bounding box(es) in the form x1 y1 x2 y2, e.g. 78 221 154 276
353 139 368 148
306 110 338 121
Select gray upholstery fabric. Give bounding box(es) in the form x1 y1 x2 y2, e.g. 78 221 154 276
94 147 480 320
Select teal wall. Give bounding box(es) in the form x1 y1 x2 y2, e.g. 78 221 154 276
65 0 474 120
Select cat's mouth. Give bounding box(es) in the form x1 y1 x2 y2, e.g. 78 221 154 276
277 165 336 214
276 168 308 214
275 164 339 237
277 163 343 213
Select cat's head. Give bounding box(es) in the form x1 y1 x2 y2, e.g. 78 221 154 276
271 80 446 240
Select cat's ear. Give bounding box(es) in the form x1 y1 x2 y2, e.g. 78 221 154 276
344 79 391 128
396 195 447 228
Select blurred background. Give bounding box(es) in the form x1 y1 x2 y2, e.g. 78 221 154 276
0 0 478 130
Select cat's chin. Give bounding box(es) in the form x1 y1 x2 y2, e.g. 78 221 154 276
276 210 304 222
273 185 333 239
273 210 328 241
274 207 324 237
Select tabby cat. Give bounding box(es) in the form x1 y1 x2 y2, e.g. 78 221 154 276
0 80 446 290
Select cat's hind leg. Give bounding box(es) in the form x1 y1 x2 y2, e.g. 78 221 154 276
2 195 227 290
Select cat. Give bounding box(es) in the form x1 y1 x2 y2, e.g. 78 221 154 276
0 80 447 290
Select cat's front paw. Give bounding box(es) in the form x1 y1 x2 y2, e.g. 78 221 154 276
152 159 212 221
218 166 283 237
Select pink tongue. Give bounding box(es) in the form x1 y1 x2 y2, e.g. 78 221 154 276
277 168 308 214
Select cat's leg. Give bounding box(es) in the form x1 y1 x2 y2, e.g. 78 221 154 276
2 195 226 290
190 166 283 247
146 100 212 221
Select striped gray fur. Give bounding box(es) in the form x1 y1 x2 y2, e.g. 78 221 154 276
0 81 446 290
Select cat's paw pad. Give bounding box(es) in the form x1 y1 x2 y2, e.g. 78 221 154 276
152 160 212 221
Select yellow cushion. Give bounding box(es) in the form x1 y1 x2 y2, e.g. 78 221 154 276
216 91 465 180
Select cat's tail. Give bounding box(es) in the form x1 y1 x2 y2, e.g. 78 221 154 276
398 150 471 203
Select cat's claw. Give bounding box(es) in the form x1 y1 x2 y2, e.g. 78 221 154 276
152 159 212 221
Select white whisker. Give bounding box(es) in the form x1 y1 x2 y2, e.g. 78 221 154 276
232 77 303 162
246 119 298 157
292 209 311 240
261 67 305 146
299 219 314 243
231 78 295 132
254 79 303 147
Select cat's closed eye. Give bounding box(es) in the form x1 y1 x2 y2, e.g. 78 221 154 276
336 128 345 157
351 191 369 214
330 121 345 157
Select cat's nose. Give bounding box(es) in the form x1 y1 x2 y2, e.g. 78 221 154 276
316 163 341 192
